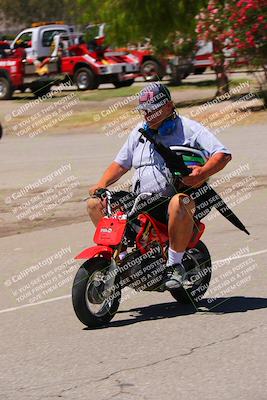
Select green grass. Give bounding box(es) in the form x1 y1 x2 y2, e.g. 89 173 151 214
230 78 252 86
77 86 141 101
9 77 253 105
76 78 253 102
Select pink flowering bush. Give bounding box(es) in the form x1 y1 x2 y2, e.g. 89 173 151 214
227 0 267 71
196 1 231 95
196 0 267 96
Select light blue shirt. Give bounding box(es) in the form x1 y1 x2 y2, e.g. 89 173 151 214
114 115 231 196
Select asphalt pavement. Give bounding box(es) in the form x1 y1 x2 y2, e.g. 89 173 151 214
0 119 266 399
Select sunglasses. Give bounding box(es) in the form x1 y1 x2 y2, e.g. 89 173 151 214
139 107 164 117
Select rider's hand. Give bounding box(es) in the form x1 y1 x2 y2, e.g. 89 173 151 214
181 166 207 188
88 184 105 196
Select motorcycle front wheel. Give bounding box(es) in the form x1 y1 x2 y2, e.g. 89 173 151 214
170 241 212 305
72 257 121 328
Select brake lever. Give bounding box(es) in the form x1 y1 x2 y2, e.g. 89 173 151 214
83 188 108 202
83 195 91 201
95 188 109 201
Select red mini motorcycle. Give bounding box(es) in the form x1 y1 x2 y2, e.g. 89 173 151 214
72 189 212 328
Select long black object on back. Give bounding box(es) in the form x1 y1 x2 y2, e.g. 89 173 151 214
138 128 250 235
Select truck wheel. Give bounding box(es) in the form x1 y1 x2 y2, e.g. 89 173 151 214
74 68 99 90
194 67 206 75
0 77 13 100
141 60 164 81
182 71 191 79
113 79 134 88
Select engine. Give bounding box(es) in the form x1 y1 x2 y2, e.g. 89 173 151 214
118 243 166 291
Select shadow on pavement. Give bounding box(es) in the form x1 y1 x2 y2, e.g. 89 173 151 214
83 296 267 330
199 296 267 313
84 301 197 330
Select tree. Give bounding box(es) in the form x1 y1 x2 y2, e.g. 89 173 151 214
226 0 267 79
196 1 230 95
78 0 206 50
78 0 207 85
196 0 267 96
0 0 80 26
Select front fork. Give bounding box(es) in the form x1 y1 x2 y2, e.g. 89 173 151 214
102 241 125 298
102 257 118 298
103 225 134 294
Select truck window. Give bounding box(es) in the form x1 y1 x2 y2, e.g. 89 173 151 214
42 30 67 47
15 32 32 47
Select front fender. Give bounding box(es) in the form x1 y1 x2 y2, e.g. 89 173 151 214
75 245 113 260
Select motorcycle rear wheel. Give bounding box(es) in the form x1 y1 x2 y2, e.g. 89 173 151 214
72 257 121 328
170 241 212 305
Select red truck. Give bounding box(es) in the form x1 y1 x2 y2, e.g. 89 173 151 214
119 40 213 82
0 40 62 99
62 41 138 90
0 23 139 100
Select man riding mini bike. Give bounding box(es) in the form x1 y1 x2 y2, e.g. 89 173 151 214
71 82 240 327
87 83 232 284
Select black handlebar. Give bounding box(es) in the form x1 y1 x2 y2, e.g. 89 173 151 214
94 188 108 199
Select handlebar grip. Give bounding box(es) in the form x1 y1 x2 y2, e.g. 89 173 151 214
94 188 106 195
94 188 107 200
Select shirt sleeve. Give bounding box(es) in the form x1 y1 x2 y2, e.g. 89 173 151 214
185 118 231 157
114 126 140 170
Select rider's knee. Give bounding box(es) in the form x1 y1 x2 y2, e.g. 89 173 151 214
87 197 103 215
168 193 195 218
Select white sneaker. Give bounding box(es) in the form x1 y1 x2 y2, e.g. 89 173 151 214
164 263 192 290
